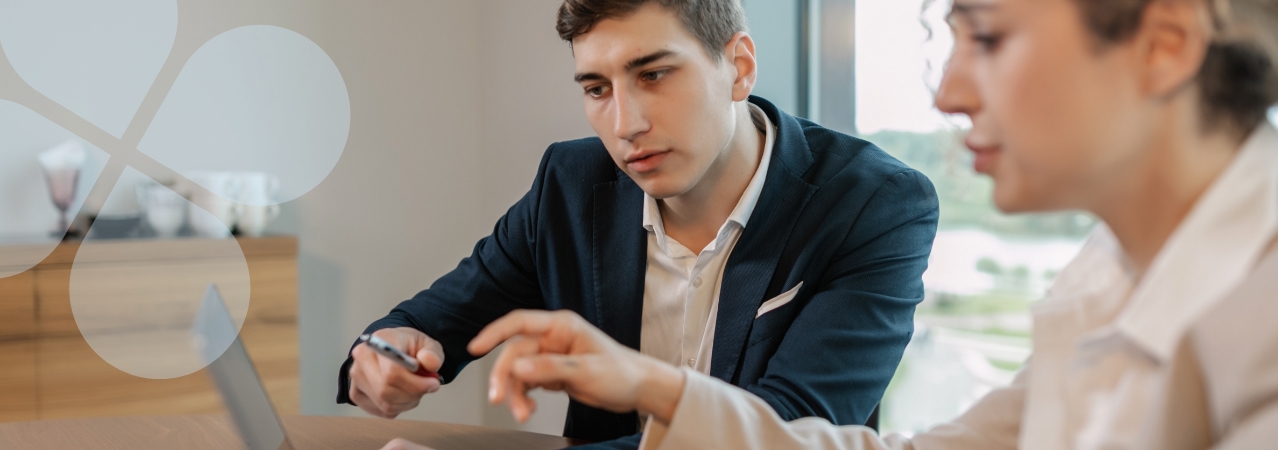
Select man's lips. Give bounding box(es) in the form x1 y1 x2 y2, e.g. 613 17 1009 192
625 150 670 173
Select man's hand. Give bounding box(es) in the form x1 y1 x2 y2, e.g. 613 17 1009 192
467 310 685 424
348 327 445 418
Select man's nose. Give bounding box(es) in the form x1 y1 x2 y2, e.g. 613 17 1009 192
612 87 650 141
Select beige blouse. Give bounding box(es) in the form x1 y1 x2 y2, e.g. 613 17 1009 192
640 124 1278 450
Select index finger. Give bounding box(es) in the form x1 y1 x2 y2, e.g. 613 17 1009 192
468 310 560 356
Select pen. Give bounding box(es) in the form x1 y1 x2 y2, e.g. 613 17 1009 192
359 334 441 379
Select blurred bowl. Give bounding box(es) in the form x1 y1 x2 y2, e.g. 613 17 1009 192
87 216 141 240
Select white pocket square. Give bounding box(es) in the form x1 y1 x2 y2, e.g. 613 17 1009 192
756 282 804 318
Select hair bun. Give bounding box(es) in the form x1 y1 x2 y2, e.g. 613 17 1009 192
1210 0 1276 60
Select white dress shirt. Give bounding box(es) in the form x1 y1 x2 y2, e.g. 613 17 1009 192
639 103 776 376
639 124 1278 450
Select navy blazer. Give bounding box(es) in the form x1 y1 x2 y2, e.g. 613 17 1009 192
337 96 939 448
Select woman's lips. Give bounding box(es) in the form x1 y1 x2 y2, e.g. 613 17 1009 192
626 151 670 173
966 142 1001 174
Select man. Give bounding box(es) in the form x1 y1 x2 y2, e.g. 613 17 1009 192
340 0 939 448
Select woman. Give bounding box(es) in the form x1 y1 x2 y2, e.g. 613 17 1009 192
392 0 1277 448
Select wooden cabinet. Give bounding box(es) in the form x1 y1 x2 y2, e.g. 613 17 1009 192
0 236 298 421
0 272 35 340
0 340 37 422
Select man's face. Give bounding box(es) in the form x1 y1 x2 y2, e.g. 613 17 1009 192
572 3 741 199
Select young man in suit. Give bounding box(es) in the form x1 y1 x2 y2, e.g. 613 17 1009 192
340 0 939 448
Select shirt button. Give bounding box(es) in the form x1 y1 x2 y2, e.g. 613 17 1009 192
692 277 703 288
687 358 697 367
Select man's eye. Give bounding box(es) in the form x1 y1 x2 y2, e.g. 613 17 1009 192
585 86 608 98
641 70 668 82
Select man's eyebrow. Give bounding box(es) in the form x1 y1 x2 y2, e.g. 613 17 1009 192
624 50 677 72
574 72 606 83
573 50 679 83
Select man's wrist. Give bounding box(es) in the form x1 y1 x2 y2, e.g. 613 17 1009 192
636 359 686 425
337 356 357 404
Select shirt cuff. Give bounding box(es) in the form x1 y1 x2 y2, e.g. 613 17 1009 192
638 367 716 450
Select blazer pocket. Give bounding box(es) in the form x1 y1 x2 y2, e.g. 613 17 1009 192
756 282 804 318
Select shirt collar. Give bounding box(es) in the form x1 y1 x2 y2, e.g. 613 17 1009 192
1104 123 1278 362
725 103 776 228
642 103 777 233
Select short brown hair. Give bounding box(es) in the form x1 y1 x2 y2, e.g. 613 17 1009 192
1074 0 1277 135
556 0 749 62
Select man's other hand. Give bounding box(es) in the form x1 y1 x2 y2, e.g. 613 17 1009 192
348 327 445 418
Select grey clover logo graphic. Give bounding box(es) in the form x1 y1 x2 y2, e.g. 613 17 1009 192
0 0 349 379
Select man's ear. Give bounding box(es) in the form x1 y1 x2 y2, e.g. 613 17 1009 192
1135 0 1212 98
725 32 757 102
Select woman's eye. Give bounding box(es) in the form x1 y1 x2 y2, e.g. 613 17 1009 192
971 34 1002 51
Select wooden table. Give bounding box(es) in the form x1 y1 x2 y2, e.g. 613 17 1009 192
0 415 588 449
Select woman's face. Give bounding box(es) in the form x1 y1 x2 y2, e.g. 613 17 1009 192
935 0 1155 213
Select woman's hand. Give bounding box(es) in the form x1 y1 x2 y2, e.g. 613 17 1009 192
468 310 686 424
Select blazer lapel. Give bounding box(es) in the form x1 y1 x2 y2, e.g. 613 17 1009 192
591 176 648 350
710 97 819 382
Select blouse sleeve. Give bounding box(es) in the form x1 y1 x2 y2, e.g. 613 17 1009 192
640 365 1030 450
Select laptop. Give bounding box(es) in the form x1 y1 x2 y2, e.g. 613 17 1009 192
191 284 296 450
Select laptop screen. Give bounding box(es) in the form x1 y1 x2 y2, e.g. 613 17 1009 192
192 284 293 450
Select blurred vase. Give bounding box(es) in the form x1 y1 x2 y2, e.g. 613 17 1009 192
38 140 86 236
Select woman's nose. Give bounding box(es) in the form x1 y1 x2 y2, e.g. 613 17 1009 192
934 57 981 117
